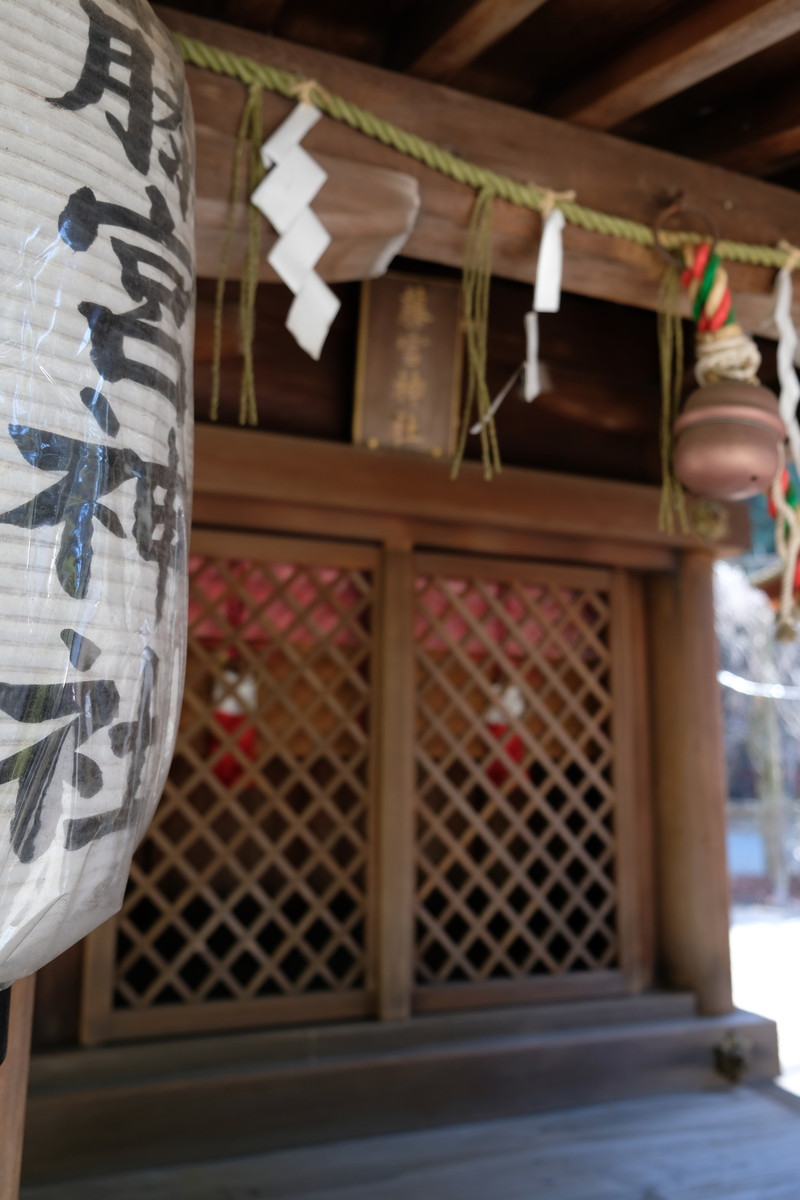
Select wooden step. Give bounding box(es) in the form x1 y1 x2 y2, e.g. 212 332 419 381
20 1087 800 1200
22 996 779 1185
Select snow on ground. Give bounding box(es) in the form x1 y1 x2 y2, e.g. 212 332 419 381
730 905 800 1094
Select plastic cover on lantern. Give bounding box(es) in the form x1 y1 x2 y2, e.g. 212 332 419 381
0 0 194 987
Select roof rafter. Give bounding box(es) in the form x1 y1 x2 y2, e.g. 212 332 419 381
548 0 800 130
395 0 550 81
224 0 290 34
688 82 800 177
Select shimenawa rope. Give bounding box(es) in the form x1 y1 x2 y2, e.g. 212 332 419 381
180 32 796 480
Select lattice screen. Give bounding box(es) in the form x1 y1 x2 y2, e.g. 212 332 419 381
102 534 376 1036
414 558 619 999
81 537 642 1042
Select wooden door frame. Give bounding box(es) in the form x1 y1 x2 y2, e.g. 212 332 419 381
409 550 653 1013
82 529 383 1044
0 977 36 1200
80 526 657 1042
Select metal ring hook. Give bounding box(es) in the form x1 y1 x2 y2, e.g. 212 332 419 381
654 201 719 269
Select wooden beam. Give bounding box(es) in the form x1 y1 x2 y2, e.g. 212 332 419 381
713 122 800 178
692 80 800 177
397 0 550 82
158 7 800 333
0 976 36 1200
647 554 733 1016
190 492 679 572
548 0 800 131
223 0 289 34
192 425 750 556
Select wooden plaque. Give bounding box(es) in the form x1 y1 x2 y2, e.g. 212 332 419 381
353 273 462 458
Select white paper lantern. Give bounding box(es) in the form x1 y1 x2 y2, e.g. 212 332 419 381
0 0 194 985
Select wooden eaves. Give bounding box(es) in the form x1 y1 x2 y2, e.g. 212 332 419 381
159 5 800 333
393 0 552 82
548 0 800 131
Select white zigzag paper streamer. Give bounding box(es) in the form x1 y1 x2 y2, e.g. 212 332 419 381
251 102 341 360
773 265 800 472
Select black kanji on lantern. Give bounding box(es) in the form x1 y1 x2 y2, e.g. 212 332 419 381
58 185 192 426
0 426 181 615
0 633 159 863
48 0 157 174
0 632 119 863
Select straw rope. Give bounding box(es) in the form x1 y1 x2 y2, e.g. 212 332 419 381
176 33 794 271
179 31 795 478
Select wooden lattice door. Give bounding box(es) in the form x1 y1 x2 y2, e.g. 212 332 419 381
82 531 378 1042
81 534 648 1042
413 554 645 1011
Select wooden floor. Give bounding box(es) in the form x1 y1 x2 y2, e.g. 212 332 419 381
21 1087 800 1200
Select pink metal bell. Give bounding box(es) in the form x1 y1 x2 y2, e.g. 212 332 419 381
672 380 785 501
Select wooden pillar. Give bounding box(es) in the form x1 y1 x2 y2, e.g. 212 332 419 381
610 570 655 993
647 551 733 1015
374 546 416 1020
0 976 36 1199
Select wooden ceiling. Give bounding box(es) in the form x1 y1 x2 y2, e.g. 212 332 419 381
167 0 800 184
165 0 800 485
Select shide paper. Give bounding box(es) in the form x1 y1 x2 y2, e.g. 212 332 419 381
524 208 566 402
773 264 800 472
0 0 194 986
251 102 341 361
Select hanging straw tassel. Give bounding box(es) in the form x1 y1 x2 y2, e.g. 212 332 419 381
452 185 501 480
240 86 265 426
657 264 689 533
210 82 265 425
